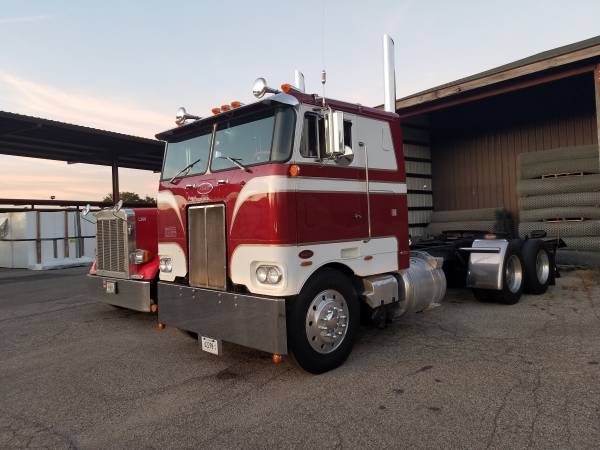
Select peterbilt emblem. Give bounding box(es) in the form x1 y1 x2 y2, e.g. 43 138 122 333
196 182 213 195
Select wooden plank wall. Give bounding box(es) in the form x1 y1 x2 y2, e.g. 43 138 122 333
428 72 598 218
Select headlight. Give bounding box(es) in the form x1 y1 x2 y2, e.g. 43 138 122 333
133 249 151 264
256 265 282 284
159 257 173 273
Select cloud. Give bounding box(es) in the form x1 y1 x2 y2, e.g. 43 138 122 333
0 14 57 25
0 72 172 138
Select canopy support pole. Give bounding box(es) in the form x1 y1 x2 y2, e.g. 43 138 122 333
112 158 119 203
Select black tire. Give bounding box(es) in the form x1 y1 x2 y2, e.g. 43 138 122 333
522 240 551 295
287 268 359 374
517 174 600 197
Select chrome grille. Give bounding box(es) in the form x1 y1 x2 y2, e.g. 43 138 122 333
96 211 129 278
188 204 226 290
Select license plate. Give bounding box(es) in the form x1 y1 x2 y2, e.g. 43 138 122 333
105 281 117 294
200 336 221 355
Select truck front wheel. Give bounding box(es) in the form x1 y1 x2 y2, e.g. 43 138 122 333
287 268 359 374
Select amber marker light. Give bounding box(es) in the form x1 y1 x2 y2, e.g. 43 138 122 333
220 104 231 112
272 354 283 364
157 322 165 330
231 100 242 108
364 255 373 261
289 164 300 177
280 83 292 93
211 107 221 115
150 304 158 313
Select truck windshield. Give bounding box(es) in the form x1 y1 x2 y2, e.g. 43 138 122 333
161 131 211 181
211 106 295 172
161 105 295 180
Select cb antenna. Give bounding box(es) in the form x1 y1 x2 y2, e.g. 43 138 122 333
320 0 326 108
321 69 326 107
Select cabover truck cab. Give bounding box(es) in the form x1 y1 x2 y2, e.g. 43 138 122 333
155 38 555 374
87 207 159 312
154 83 450 373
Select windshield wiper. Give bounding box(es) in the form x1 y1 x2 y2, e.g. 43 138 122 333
169 158 203 183
217 156 248 171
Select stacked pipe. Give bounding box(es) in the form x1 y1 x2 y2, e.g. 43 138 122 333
424 207 514 237
517 145 600 266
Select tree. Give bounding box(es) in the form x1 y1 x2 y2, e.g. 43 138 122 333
103 192 156 205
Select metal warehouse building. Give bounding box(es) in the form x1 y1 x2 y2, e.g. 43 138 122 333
397 35 600 249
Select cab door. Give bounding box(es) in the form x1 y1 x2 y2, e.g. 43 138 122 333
296 110 368 244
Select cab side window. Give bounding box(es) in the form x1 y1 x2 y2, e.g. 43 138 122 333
300 111 352 159
300 113 325 158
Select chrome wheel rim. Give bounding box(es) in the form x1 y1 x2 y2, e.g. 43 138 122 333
505 254 523 294
535 250 550 285
305 289 349 354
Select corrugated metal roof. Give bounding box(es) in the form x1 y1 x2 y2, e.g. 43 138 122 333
0 110 164 171
394 34 600 110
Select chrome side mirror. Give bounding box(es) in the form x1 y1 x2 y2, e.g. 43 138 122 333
324 110 345 158
113 200 123 211
175 107 201 126
82 204 91 217
252 78 279 98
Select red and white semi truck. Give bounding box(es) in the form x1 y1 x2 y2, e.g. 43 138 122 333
87 35 557 373
87 206 160 312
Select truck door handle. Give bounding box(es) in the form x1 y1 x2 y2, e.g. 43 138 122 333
217 179 229 185
353 213 362 220
185 184 196 189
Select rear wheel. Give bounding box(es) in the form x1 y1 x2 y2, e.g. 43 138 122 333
522 240 551 295
471 240 524 305
287 268 359 374
494 240 524 304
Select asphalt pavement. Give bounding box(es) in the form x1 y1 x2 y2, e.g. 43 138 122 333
0 266 599 449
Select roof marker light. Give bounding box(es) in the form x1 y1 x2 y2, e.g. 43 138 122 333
211 107 221 115
231 101 243 108
220 104 231 112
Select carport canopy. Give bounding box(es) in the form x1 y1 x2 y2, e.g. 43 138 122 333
0 110 165 202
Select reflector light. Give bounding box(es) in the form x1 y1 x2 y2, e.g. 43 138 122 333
211 107 221 115
231 101 243 108
289 164 300 177
221 104 231 112
300 261 313 267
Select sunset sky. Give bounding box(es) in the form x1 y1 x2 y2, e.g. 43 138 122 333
1 0 599 201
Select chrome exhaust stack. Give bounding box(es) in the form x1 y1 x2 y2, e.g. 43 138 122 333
382 33 396 113
294 69 305 93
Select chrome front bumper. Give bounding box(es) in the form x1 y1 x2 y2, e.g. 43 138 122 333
157 282 287 355
86 274 153 312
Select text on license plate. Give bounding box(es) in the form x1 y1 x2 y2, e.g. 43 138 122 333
105 281 116 294
201 336 220 355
